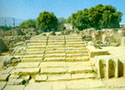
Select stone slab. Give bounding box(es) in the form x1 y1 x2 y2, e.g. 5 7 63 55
23 55 43 58
13 68 40 75
51 81 67 90
21 58 42 62
66 57 89 61
71 73 96 79
1 67 14 74
16 62 40 68
66 61 92 67
46 50 65 54
24 82 52 90
66 53 89 57
68 66 93 73
35 75 47 82
40 62 67 68
102 77 125 88
0 73 10 81
48 74 71 81
66 79 105 89
40 67 67 74
44 57 65 61
8 79 25 85
45 54 65 57
0 82 6 90
3 85 25 90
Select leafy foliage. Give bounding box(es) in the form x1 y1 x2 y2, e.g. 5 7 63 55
66 4 123 30
36 11 58 32
19 19 36 29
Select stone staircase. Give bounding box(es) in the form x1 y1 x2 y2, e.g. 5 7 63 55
11 34 96 83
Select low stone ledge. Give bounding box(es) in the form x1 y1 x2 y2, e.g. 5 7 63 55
87 46 110 58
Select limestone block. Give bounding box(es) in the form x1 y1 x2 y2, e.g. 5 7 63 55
87 46 109 58
16 62 39 68
121 37 125 47
71 73 96 79
0 82 6 90
44 57 65 61
45 54 65 58
21 58 42 62
4 85 25 90
68 65 93 73
40 67 67 74
40 62 67 68
46 50 65 54
48 74 71 81
52 82 67 90
25 82 52 90
35 75 47 82
9 75 20 79
1 67 14 74
13 68 40 75
0 73 10 81
95 55 123 79
66 57 89 61
66 79 104 89
66 53 89 58
8 79 26 85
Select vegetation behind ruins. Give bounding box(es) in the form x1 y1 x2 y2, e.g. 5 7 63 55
65 4 123 30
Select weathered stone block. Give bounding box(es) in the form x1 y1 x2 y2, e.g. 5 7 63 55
35 75 47 82
0 73 10 81
13 68 40 75
4 85 25 90
95 55 123 79
8 79 26 85
0 82 6 90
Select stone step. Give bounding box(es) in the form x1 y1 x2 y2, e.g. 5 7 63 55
12 68 40 75
40 66 93 74
28 46 46 49
48 40 64 43
66 53 89 57
48 42 65 45
35 73 96 82
40 67 68 74
40 61 93 68
45 54 65 58
45 50 65 54
26 49 45 52
46 47 65 51
29 43 46 46
47 45 65 48
16 62 40 68
44 57 65 62
26 51 44 55
66 57 89 61
66 50 88 54
40 62 67 68
66 40 83 42
27 40 47 43
66 47 88 50
66 45 86 48
31 36 47 38
21 58 42 62
22 55 43 58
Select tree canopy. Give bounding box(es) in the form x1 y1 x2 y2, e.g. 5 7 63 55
19 19 36 29
36 11 58 32
66 4 123 30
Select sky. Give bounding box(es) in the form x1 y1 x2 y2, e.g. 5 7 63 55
0 0 125 23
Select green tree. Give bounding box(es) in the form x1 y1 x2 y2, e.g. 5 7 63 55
19 19 36 28
66 4 122 30
36 11 58 32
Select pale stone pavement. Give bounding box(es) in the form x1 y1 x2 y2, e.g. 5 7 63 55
0 34 125 90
